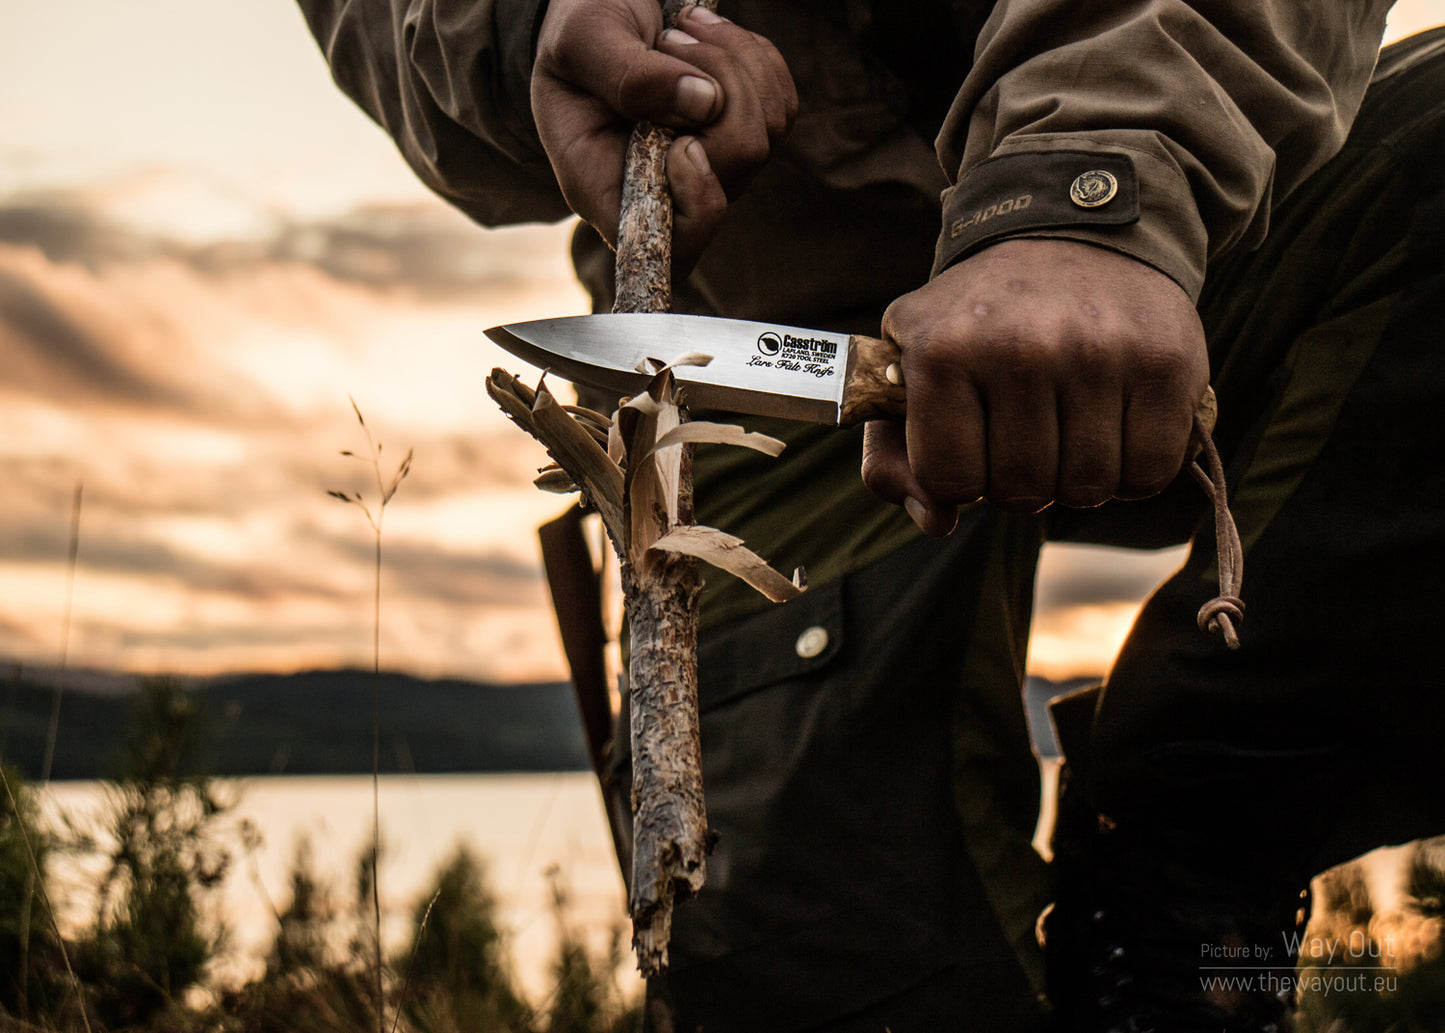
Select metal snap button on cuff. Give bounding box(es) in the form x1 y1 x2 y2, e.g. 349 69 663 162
1070 170 1118 208
794 626 829 659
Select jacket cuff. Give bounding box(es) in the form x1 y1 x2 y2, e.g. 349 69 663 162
932 146 1209 300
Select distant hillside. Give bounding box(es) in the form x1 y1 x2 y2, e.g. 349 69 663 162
0 665 1093 781
0 667 590 781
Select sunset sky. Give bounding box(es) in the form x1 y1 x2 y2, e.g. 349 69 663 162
2 1 1439 686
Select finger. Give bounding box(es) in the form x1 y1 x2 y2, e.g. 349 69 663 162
662 11 796 193
667 136 727 274
861 421 959 537
1052 333 1124 506
1119 386 1196 500
1118 339 1205 498
674 7 797 144
1055 386 1124 508
894 336 989 507
540 2 722 125
982 370 1058 512
529 92 628 245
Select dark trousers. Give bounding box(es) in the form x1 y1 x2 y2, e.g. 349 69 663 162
1056 26 1445 898
619 517 1051 1033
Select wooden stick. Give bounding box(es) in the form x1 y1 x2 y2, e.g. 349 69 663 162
614 123 676 315
612 0 719 976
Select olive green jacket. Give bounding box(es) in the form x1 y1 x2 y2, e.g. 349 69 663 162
300 0 1390 302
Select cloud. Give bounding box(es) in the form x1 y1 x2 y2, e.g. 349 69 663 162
1032 543 1186 615
320 534 544 607
0 186 576 298
0 182 583 425
0 182 580 683
0 195 160 267
0 182 1188 687
261 204 574 297
0 525 344 606
0 258 199 413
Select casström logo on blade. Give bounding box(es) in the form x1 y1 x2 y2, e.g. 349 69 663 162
757 332 782 356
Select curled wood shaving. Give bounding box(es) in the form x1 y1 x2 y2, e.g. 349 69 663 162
490 364 804 602
648 422 785 459
652 525 805 603
618 370 683 566
487 369 625 542
634 351 714 374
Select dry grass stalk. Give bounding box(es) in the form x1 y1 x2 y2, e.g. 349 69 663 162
327 398 413 1033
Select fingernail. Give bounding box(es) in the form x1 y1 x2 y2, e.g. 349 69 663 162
676 74 718 121
661 27 699 45
681 137 711 175
682 5 724 24
904 497 931 531
904 497 959 537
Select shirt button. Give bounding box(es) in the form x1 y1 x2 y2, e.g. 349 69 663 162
795 626 830 659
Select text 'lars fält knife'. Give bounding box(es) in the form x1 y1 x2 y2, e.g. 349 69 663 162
485 313 905 426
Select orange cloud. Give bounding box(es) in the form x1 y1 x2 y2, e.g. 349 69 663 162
0 185 583 683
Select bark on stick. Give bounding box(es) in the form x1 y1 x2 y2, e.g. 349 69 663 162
609 0 719 976
614 123 675 315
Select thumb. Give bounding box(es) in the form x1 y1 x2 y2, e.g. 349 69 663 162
861 420 960 538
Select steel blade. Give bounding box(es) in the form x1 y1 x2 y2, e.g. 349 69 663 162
485 313 850 424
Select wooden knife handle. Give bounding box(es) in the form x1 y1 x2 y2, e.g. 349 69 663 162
838 334 1219 440
838 335 907 425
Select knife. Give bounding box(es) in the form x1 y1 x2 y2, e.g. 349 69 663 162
485 312 905 426
487 312 1219 433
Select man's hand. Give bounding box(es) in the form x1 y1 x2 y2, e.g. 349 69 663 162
532 0 796 272
862 239 1210 532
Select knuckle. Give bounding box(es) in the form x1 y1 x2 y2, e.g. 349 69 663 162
997 330 1052 382
859 433 907 503
1064 329 1119 385
916 468 985 506
688 182 727 221
900 324 966 379
859 458 891 499
612 56 662 115
1137 347 1194 390
764 93 797 144
731 130 772 170
1120 451 1183 500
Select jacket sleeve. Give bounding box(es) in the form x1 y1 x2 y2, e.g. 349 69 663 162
932 0 1394 299
297 0 572 226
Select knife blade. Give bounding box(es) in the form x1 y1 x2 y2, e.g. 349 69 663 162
485 313 905 426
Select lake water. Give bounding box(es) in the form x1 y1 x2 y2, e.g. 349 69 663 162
37 772 635 1004
32 762 1064 1008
